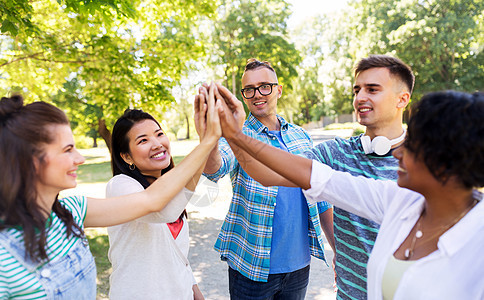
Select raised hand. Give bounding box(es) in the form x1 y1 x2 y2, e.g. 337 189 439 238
203 82 222 144
212 83 246 141
194 89 207 141
215 82 245 131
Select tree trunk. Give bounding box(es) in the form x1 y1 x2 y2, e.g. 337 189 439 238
92 137 98 148
98 118 112 153
232 69 237 95
185 114 190 140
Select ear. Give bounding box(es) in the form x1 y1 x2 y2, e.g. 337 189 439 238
277 84 283 98
396 91 410 109
33 156 41 175
120 153 133 165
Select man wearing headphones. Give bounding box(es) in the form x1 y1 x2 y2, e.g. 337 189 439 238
212 55 414 299
308 55 413 300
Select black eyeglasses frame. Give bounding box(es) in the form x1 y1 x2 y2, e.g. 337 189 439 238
240 83 279 99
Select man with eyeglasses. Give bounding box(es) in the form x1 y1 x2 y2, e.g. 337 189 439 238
201 58 334 299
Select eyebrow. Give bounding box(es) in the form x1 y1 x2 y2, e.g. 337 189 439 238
353 83 381 90
243 82 272 88
63 144 74 150
134 128 162 141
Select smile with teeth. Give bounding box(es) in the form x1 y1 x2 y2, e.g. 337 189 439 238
398 167 407 173
253 101 266 106
359 108 372 112
151 151 166 159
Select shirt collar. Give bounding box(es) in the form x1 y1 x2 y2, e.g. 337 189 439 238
438 191 483 257
245 113 289 134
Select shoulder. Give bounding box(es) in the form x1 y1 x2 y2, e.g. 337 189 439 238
58 195 88 223
106 174 144 197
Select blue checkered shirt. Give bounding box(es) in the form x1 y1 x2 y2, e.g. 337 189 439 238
204 113 330 282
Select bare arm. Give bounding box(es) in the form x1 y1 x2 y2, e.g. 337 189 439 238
215 83 313 189
84 83 222 227
319 208 335 253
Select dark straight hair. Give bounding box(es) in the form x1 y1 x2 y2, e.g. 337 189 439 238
110 109 175 189
110 109 186 219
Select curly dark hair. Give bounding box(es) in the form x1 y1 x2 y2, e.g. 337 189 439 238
404 91 484 188
0 95 84 262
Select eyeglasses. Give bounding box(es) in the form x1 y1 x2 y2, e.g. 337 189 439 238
241 83 279 99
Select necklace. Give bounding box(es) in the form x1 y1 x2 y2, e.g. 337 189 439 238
404 198 478 260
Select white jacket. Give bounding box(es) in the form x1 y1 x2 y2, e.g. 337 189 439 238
304 161 484 300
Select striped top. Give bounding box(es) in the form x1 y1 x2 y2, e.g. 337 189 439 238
0 196 87 299
304 135 398 300
204 113 331 282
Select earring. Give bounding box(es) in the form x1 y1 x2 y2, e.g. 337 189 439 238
129 163 136 171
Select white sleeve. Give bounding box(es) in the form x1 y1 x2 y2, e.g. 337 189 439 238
303 160 407 224
106 175 193 223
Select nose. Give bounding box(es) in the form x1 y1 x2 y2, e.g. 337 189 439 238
151 138 163 150
392 146 402 159
74 149 86 165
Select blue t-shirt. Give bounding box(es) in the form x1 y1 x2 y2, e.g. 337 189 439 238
268 130 311 274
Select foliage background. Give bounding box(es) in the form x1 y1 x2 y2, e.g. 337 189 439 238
1 0 483 144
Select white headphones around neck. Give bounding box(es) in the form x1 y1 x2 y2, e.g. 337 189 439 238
361 130 406 155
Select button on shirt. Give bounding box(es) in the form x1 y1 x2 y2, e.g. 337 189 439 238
204 113 331 282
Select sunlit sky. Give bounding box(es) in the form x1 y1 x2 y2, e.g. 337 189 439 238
287 0 349 29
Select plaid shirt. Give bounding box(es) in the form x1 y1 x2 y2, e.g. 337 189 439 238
204 113 330 282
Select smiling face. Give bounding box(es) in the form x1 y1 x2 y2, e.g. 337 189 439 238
241 67 282 123
353 67 409 135
393 145 437 194
121 119 171 178
36 124 85 200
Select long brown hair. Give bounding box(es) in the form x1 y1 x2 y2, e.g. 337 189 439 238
0 95 84 262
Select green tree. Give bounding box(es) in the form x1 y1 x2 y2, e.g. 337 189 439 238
351 0 484 98
1 0 217 151
212 0 301 104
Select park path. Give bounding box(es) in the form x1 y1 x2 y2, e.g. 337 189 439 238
185 128 352 299
68 128 353 299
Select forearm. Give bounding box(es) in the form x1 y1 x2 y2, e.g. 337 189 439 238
319 208 336 253
227 132 312 189
202 141 222 174
226 139 297 187
85 139 217 227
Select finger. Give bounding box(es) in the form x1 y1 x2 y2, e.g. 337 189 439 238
206 82 216 121
215 82 239 109
194 94 200 115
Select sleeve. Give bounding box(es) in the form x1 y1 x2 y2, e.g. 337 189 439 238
203 137 238 182
106 175 190 223
303 142 333 165
303 160 406 224
317 201 332 213
58 195 88 226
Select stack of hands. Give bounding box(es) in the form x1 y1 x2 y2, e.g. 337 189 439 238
194 82 246 144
